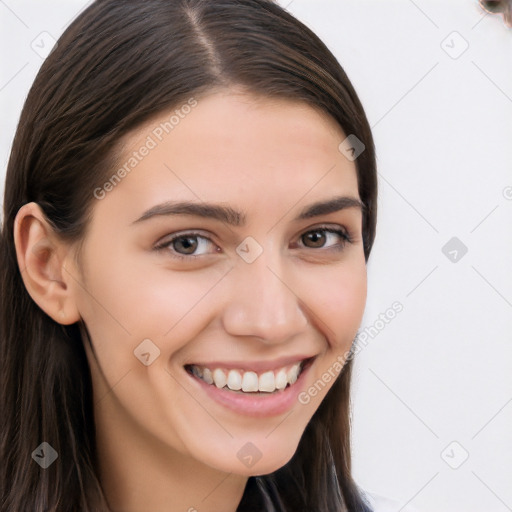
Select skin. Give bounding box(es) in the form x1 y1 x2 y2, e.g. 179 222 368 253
14 89 367 512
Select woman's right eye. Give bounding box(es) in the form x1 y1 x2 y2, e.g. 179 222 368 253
154 232 219 260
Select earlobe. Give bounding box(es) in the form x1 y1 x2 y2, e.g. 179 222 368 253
13 202 81 325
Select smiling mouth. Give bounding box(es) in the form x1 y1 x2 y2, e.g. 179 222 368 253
184 357 314 394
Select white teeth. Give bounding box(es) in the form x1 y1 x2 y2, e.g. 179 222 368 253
190 360 306 393
259 371 275 392
213 368 227 388
275 369 287 390
227 370 242 391
202 367 213 385
287 363 301 385
242 371 259 392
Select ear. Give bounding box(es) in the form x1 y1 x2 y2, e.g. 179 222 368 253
13 202 81 325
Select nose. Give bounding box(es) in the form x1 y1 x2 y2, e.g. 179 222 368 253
221 246 309 344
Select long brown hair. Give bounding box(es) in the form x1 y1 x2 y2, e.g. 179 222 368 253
0 1 377 510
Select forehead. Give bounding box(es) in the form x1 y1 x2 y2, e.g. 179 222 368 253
93 91 359 222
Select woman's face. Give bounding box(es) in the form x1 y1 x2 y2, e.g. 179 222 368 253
72 90 367 476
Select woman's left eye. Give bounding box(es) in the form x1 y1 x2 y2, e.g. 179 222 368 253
154 226 351 260
297 227 351 250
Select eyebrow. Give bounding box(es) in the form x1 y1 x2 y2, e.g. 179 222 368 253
131 195 364 226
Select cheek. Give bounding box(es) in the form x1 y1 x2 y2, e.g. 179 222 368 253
303 259 367 347
116 262 229 337
75 244 226 353
76 222 367 347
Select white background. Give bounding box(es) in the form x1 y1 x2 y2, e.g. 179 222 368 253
1 1 511 511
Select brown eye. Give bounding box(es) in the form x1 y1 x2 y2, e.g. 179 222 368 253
173 235 199 254
302 230 327 248
299 227 350 250
154 231 218 259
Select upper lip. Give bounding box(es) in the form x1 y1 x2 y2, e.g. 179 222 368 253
185 354 316 373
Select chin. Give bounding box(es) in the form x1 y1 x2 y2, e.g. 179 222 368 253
194 435 301 477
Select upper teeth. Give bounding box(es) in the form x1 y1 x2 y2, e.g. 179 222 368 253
189 362 303 393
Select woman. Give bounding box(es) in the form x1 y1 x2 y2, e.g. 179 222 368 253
0 1 406 510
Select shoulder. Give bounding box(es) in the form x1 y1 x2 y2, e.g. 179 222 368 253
361 489 422 512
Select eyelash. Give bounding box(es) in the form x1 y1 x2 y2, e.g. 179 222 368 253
154 225 353 261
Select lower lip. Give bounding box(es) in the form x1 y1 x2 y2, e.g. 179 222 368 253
184 360 313 418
